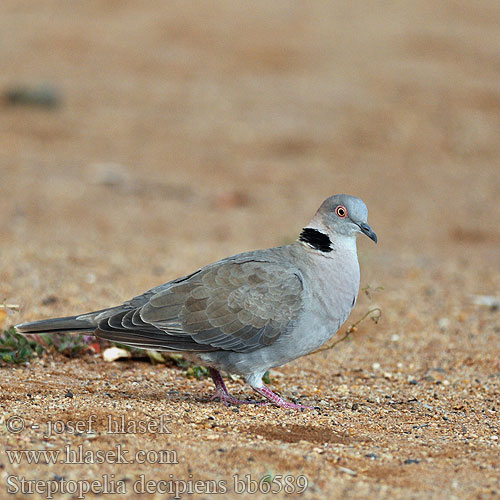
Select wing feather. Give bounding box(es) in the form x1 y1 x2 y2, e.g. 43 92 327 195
96 257 304 353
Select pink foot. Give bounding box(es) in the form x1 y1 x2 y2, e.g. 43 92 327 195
252 385 314 410
208 368 267 406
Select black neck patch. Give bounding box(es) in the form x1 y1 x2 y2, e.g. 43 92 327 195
299 228 333 252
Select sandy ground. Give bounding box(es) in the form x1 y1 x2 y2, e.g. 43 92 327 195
0 1 499 499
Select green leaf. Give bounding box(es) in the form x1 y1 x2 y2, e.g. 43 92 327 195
186 365 210 379
0 328 42 364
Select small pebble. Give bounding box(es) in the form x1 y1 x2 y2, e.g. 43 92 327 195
438 318 450 331
42 295 58 306
337 466 357 476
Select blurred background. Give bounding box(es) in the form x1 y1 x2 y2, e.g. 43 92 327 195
1 3 499 497
1 1 499 354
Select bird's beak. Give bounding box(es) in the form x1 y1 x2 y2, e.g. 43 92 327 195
358 222 378 243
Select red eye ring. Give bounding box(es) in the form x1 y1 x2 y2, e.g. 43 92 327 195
335 205 348 218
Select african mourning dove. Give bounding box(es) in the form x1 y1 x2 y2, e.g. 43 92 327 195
16 194 377 409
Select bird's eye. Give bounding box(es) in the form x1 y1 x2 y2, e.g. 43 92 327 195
335 205 347 218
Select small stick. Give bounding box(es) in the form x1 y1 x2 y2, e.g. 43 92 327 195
0 304 20 311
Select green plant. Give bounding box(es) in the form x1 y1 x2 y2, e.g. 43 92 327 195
52 334 88 357
0 327 90 364
186 365 210 379
0 327 44 364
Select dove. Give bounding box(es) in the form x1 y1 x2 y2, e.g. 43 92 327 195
16 194 377 409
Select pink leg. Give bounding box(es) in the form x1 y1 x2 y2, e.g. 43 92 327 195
252 385 314 410
208 368 266 406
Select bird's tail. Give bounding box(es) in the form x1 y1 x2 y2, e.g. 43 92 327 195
15 315 97 334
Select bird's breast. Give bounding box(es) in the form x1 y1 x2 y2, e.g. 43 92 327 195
301 246 360 338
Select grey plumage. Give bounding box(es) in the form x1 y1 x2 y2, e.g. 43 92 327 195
16 194 377 409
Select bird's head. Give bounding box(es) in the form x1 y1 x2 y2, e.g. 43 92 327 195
300 194 377 252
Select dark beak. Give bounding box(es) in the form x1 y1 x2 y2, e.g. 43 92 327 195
358 222 378 243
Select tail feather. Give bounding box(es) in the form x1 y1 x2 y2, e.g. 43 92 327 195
15 315 96 334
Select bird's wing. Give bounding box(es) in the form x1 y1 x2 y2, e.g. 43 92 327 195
96 259 304 353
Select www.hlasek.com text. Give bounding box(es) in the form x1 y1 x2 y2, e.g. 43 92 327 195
6 444 177 465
